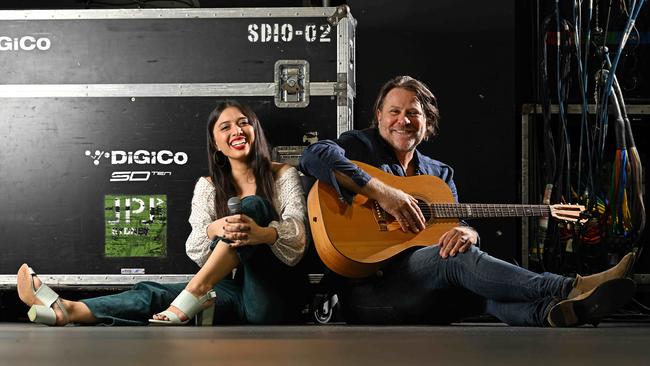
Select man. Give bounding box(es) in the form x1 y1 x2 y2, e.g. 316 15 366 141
298 75 635 326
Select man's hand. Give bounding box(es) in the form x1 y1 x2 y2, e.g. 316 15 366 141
331 172 425 233
438 226 478 258
372 181 425 233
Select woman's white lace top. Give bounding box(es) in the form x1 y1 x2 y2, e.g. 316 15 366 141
185 167 308 267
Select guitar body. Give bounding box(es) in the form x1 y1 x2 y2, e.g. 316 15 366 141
307 161 585 278
307 161 459 278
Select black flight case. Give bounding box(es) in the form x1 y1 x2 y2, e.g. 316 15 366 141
0 6 356 294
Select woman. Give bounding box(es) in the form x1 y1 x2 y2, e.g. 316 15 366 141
17 100 309 326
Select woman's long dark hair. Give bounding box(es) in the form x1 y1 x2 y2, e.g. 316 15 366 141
206 100 276 218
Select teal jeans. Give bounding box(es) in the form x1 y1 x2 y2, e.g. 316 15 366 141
82 195 308 325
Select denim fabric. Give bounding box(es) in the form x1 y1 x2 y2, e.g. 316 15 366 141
342 245 573 326
82 195 308 326
299 127 457 204
299 128 575 326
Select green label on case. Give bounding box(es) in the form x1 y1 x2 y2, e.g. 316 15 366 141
104 194 167 257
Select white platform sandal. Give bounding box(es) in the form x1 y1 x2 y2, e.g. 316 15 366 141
23 266 70 326
149 289 216 326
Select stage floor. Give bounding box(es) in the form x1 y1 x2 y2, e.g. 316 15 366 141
1 322 648 366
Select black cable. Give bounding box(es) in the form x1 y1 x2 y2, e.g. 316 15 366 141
554 0 565 206
540 22 557 187
603 0 614 49
611 65 646 241
631 298 650 315
531 0 547 272
558 19 573 204
576 0 596 207
537 11 558 272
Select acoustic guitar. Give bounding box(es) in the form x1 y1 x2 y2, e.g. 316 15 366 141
307 160 585 278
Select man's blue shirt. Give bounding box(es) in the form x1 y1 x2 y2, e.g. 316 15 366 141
298 127 458 204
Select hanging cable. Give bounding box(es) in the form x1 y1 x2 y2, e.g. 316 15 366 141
598 0 646 159
577 0 596 207
606 57 646 245
537 9 557 271
534 0 647 276
606 89 632 240
599 3 647 245
554 0 570 206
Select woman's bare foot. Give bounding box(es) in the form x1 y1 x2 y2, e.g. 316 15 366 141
152 305 190 322
152 284 215 322
16 263 69 326
151 298 215 322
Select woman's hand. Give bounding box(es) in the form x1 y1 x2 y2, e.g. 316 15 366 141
207 216 230 238
438 226 478 258
223 214 278 247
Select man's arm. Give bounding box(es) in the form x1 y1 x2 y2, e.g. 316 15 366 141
332 171 426 232
303 138 481 256
299 139 372 204
300 137 425 232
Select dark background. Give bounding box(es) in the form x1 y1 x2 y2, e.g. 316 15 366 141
6 0 646 274
0 0 520 267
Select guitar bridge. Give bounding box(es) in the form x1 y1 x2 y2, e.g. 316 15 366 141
372 200 389 231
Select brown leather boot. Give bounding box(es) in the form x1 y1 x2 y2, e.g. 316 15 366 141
567 252 635 299
547 278 636 327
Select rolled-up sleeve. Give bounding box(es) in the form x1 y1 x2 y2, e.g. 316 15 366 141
299 137 371 204
268 167 308 266
185 177 215 267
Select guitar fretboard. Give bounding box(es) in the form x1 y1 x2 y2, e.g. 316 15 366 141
421 203 551 219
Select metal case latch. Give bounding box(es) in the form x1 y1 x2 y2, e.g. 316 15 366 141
275 60 310 108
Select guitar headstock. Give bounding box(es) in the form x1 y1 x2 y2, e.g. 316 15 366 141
549 204 587 222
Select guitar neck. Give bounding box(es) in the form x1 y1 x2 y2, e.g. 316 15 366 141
427 203 551 219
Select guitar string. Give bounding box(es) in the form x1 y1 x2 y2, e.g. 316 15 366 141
406 203 552 218
408 205 580 220
414 203 552 212
375 200 576 219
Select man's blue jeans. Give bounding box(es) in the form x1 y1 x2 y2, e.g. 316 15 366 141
81 195 308 326
342 245 574 326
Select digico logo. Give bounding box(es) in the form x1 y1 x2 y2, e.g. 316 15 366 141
85 150 189 166
0 36 52 51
